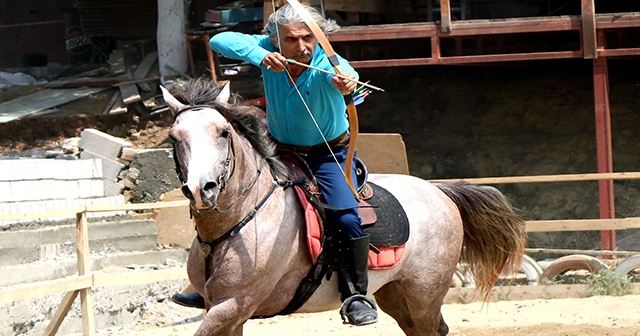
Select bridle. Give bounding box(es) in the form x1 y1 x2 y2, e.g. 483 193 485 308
172 105 237 216
171 104 292 270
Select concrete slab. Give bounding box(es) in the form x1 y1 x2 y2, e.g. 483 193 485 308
0 195 126 228
78 128 131 159
0 88 106 124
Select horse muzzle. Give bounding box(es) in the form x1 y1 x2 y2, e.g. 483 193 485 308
182 181 221 210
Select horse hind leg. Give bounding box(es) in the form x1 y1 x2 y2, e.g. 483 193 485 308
374 281 448 336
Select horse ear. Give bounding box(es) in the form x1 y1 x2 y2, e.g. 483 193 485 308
160 86 186 116
216 82 231 105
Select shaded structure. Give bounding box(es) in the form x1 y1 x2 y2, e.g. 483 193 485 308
318 1 640 251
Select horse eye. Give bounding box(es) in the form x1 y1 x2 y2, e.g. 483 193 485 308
221 128 231 138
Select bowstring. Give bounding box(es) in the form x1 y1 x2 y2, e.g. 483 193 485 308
271 2 347 179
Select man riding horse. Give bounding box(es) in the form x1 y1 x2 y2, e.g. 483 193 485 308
171 3 378 326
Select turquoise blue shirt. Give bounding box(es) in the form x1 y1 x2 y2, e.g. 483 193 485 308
210 32 358 146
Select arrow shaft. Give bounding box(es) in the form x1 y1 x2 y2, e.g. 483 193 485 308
287 59 385 92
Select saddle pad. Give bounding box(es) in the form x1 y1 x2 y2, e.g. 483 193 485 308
363 182 411 247
294 185 406 270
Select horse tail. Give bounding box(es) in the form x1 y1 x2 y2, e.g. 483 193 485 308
435 182 527 301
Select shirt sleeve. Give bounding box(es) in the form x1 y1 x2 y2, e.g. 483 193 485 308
209 31 274 67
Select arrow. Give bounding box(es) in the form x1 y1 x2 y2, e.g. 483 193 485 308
286 58 385 92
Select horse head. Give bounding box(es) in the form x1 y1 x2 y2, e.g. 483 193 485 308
161 83 234 211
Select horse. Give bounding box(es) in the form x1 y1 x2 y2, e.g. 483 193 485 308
161 79 527 336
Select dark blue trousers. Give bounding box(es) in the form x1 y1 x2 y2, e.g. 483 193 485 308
305 146 364 239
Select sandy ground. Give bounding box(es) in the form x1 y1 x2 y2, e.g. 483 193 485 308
112 295 640 336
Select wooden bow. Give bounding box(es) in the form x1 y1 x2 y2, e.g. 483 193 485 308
286 0 360 200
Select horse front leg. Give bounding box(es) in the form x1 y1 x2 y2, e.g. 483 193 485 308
194 300 250 336
231 324 243 336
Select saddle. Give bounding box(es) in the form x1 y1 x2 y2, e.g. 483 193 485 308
280 151 410 264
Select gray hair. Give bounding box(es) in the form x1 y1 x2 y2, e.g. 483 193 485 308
264 4 340 37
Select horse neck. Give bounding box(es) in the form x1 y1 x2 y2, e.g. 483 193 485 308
193 132 275 241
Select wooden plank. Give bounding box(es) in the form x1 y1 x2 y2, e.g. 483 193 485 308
132 52 158 92
330 13 640 42
429 172 640 185
526 217 640 232
86 200 189 213
445 283 640 304
0 201 189 221
110 49 141 105
75 212 96 335
93 267 188 287
119 80 141 105
525 248 640 257
358 133 409 174
0 275 92 304
0 88 106 124
323 0 391 13
581 0 597 59
0 206 85 221
43 290 79 336
103 91 128 115
348 50 582 68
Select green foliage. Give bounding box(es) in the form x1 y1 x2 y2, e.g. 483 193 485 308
586 269 633 296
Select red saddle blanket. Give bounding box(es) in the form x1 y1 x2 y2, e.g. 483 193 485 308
294 186 405 270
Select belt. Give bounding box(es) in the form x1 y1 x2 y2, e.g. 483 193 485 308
275 131 350 156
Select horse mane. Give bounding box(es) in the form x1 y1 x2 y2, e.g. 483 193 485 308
168 78 288 177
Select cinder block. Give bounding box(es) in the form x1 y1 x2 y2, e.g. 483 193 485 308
0 159 103 181
104 179 125 196
80 151 125 181
0 195 126 228
78 128 131 159
65 159 103 179
0 181 10 202
77 179 106 198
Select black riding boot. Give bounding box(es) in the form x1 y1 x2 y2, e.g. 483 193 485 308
337 235 378 326
170 291 205 309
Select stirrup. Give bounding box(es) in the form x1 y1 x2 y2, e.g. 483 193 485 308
339 294 378 326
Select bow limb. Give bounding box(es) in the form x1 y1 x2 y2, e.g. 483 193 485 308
286 0 360 200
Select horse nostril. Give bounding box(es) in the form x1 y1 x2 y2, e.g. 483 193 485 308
181 185 193 199
203 181 218 191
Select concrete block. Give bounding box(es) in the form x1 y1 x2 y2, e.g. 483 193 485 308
80 151 125 181
77 179 105 198
0 159 103 181
7 179 103 202
103 179 125 196
65 159 103 179
78 128 131 159
0 181 10 202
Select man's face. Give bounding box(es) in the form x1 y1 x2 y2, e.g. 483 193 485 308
276 22 317 63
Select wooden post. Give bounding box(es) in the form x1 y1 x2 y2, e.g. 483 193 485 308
592 31 616 252
440 0 452 33
76 211 96 335
581 0 597 59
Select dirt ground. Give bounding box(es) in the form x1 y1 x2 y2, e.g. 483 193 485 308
110 294 640 336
